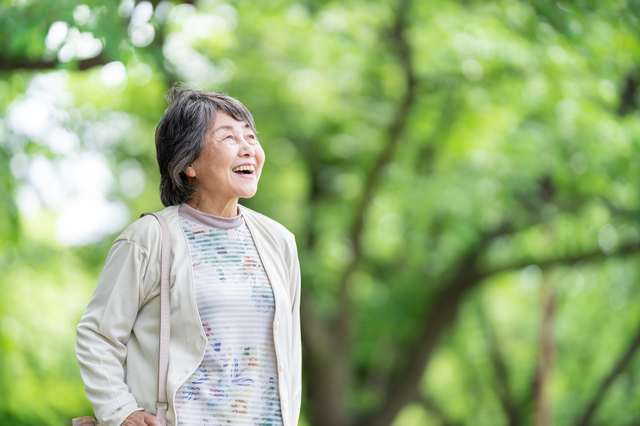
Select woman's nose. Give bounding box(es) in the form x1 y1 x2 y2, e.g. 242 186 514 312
239 138 255 156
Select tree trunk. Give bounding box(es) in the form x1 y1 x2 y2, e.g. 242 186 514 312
535 289 555 426
304 329 351 426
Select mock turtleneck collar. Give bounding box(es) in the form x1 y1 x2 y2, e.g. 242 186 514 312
178 203 244 229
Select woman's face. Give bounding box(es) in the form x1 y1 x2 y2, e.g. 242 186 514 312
185 110 264 204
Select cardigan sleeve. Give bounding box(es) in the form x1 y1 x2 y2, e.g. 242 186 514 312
287 235 303 426
75 238 149 426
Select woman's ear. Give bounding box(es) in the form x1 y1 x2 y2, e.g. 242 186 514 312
184 163 196 178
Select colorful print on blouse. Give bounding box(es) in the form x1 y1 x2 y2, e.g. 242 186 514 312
175 214 283 426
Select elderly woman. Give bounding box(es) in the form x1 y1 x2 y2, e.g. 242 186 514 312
75 86 301 426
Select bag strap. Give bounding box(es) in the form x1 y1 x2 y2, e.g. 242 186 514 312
141 213 171 426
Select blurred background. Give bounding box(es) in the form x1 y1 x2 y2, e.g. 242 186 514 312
1 0 640 425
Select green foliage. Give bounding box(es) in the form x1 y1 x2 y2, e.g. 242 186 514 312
1 0 640 425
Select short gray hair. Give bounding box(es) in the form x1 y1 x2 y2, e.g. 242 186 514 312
155 84 257 206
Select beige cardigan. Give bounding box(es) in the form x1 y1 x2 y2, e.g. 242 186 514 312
75 204 302 426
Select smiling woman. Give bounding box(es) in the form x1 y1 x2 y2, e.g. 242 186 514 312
75 85 302 426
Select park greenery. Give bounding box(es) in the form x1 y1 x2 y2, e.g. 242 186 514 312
1 0 640 425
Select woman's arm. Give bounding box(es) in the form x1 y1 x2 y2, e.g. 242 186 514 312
75 238 150 426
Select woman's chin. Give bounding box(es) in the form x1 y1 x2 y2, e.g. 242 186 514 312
238 188 258 199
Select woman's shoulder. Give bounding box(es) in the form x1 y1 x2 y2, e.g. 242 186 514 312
114 205 180 248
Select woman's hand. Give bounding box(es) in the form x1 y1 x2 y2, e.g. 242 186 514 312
121 411 162 426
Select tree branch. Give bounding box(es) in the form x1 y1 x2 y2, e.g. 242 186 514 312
574 320 640 426
0 0 197 73
481 240 640 280
617 68 640 116
304 3 418 424
477 299 521 426
0 55 111 72
359 243 487 426
336 0 417 337
416 90 458 175
359 232 640 426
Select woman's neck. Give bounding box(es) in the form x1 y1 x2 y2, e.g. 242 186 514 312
185 195 240 218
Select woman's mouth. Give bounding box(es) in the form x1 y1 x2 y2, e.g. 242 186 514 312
232 164 255 175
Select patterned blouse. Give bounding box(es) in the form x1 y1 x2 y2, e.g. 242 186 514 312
175 204 283 426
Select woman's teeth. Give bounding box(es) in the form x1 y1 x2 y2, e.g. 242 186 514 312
232 165 255 173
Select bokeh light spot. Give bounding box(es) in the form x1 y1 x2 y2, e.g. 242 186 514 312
100 61 127 88
520 265 543 292
45 21 68 50
73 5 91 26
461 59 484 81
598 224 618 254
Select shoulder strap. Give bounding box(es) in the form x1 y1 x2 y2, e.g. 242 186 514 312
140 213 171 426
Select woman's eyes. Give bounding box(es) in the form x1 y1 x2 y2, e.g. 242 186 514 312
220 133 258 144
